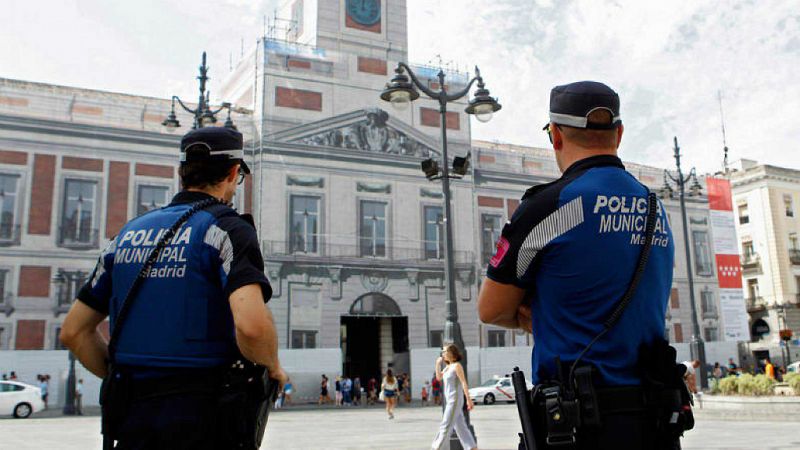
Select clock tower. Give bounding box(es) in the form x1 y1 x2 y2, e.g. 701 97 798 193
281 0 408 61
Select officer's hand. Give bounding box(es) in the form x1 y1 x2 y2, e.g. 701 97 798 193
270 365 289 388
516 304 532 333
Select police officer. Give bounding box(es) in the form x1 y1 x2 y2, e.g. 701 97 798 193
478 81 676 449
60 126 287 449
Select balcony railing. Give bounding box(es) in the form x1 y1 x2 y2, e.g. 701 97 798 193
741 253 760 272
789 249 800 265
746 296 766 312
0 223 21 246
58 226 99 249
262 240 475 266
701 306 718 319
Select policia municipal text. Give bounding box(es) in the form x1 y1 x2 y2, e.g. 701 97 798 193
60 127 287 449
478 81 694 449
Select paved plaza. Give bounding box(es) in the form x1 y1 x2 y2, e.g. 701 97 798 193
1 404 799 449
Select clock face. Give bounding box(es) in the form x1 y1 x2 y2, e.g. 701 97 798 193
346 0 381 27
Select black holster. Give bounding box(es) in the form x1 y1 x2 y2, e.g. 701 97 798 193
638 339 694 442
217 363 279 449
100 364 130 450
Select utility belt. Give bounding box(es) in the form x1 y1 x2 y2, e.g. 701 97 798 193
101 358 278 450
513 343 695 450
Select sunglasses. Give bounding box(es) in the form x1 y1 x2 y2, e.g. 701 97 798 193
542 123 562 144
236 166 246 185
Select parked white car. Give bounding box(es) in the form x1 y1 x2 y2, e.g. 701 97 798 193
0 381 45 418
469 377 532 405
787 361 800 374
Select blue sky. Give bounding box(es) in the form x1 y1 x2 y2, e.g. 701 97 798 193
3 0 798 173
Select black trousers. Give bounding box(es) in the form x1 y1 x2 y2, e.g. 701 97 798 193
529 412 681 450
113 391 227 450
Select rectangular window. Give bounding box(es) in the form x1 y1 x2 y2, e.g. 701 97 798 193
53 326 67 350
429 330 443 348
785 194 794 217
692 231 713 276
673 323 684 343
290 330 317 349
60 179 98 246
54 270 89 307
738 203 749 224
790 233 799 250
424 206 444 259
487 330 506 348
701 289 717 317
0 174 20 242
0 326 6 350
290 195 320 253
359 200 387 257
137 185 170 216
742 241 756 264
481 214 502 264
747 278 759 300
704 327 718 342
670 288 680 309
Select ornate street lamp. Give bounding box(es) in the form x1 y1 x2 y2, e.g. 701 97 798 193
53 270 76 415
381 63 501 448
162 52 237 131
660 136 708 389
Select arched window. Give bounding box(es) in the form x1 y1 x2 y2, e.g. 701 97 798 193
349 292 402 316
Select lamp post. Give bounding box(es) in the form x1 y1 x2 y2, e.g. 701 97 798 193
659 136 708 389
162 52 238 131
53 270 77 415
380 63 501 448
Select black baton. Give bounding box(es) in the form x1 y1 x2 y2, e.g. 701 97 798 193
512 367 538 450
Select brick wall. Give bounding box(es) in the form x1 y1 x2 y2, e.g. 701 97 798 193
0 150 28 165
357 57 387 75
420 108 460 130
0 95 29 107
478 196 504 208
62 156 103 172
15 320 45 350
275 87 323 111
287 59 312 70
478 154 495 164
72 104 103 116
135 163 173 178
507 199 520 216
673 323 684 343
28 154 55 235
18 266 51 297
106 161 130 238
670 288 680 308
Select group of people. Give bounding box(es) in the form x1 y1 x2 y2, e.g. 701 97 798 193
1 371 18 380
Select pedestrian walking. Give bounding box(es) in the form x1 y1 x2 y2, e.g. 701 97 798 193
75 379 84 415
421 381 429 405
396 373 405 404
283 378 293 406
431 375 441 406
403 373 412 404
38 375 49 409
353 377 362 406
367 377 377 405
59 127 286 449
681 360 701 394
431 344 477 450
381 369 399 419
712 362 722 380
335 376 343 406
342 376 352 405
9 371 17 380
765 358 776 380
319 374 330 405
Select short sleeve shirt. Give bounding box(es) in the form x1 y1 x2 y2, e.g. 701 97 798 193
78 191 271 315
486 155 675 386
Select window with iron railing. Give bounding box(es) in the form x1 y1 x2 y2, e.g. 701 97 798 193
137 185 170 216
60 179 98 248
0 174 20 245
738 203 749 224
692 230 713 276
54 269 89 308
487 330 507 347
360 200 387 257
701 288 717 318
290 195 320 254
0 269 7 307
784 194 794 217
291 330 317 349
704 327 719 342
424 206 444 260
481 214 502 265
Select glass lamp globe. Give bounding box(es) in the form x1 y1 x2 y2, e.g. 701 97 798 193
389 90 411 111
473 103 495 123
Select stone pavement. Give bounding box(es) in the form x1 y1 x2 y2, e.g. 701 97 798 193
1 404 799 449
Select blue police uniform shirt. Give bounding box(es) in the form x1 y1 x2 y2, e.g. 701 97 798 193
486 155 674 386
77 191 272 371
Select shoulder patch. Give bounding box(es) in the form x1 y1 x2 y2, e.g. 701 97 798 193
489 236 511 268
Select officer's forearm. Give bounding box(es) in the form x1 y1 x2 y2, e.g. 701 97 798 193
67 329 109 378
230 285 282 370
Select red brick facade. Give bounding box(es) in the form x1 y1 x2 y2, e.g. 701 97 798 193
673 323 683 343
15 320 45 350
72 104 103 116
135 163 173 178
244 174 253 214
28 154 55 235
346 14 381 33
507 199 520 216
670 288 680 308
275 87 323 111
357 57 387 75
287 59 312 70
0 150 28 165
106 161 130 238
420 108 460 130
478 196 504 208
0 95 29 107
62 156 103 172
478 154 495 164
18 266 51 297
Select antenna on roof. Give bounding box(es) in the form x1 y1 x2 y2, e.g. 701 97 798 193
718 90 729 174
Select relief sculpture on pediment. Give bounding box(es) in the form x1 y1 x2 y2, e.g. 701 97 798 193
295 109 437 158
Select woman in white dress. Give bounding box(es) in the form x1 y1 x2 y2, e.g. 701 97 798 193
432 344 478 450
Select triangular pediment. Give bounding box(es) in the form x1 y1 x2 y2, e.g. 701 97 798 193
269 108 441 158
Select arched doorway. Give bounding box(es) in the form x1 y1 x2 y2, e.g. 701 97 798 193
341 293 408 387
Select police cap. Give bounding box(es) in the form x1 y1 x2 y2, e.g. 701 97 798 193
180 126 250 174
547 81 621 130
